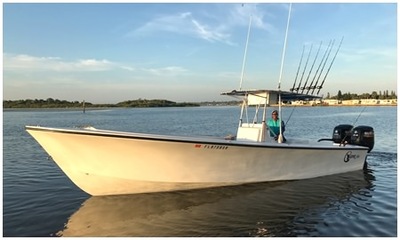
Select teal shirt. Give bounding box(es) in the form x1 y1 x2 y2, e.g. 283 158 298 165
267 119 285 137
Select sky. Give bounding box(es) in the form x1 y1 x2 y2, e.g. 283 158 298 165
3 2 397 103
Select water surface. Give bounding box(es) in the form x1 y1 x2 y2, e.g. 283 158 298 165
3 106 397 236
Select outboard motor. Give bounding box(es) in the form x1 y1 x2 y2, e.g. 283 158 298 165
350 126 374 152
332 124 353 144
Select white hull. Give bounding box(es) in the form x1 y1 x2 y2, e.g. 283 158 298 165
26 126 369 196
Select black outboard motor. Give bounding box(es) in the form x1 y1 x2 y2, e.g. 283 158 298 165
350 126 374 152
332 124 353 144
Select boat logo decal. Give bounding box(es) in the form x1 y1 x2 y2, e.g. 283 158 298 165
194 144 228 150
344 151 360 162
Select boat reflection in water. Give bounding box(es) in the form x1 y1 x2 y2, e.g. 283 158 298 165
58 170 374 237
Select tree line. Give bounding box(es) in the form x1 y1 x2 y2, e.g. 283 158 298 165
3 90 397 108
116 99 199 108
3 98 88 108
327 90 397 100
3 98 199 108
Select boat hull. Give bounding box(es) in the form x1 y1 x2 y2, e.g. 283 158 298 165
26 126 369 196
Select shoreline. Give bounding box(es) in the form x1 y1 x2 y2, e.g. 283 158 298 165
279 103 397 107
2 107 114 112
3 103 397 111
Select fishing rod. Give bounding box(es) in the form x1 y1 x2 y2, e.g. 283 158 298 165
290 44 305 92
311 39 335 95
353 106 367 126
277 2 292 143
317 105 368 144
296 44 313 94
283 105 296 126
316 36 344 95
304 39 332 94
300 41 322 94
340 105 367 145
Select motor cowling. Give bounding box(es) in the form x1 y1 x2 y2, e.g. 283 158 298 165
332 124 353 144
350 125 374 152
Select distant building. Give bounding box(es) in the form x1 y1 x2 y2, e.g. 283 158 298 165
287 98 397 106
323 99 339 105
323 98 397 106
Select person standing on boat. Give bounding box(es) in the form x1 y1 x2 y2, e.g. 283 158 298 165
267 110 286 142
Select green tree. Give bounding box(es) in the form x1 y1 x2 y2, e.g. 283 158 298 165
337 90 343 100
371 91 379 100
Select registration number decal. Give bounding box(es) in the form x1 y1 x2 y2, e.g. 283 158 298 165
194 144 228 150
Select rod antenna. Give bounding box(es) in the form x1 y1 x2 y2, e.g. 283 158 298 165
277 3 292 143
277 3 291 91
239 14 252 91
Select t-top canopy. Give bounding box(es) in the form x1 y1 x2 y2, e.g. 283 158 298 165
221 89 321 102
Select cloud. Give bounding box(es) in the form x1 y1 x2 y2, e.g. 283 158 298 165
143 66 188 76
340 46 397 63
3 54 116 72
191 18 232 44
132 12 191 36
229 4 274 32
75 59 114 70
131 11 233 45
128 4 277 45
120 66 136 71
3 53 190 78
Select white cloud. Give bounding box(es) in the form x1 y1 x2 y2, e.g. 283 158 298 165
75 59 114 70
3 53 192 79
120 66 136 71
143 66 188 76
4 54 116 72
229 4 274 32
191 18 232 44
130 11 233 45
340 46 397 64
128 4 277 45
133 12 192 35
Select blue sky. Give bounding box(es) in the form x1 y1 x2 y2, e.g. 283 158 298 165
3 2 397 103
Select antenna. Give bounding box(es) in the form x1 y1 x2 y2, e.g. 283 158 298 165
277 3 292 143
277 4 291 92
239 15 252 91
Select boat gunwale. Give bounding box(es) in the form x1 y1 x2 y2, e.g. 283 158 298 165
25 125 369 152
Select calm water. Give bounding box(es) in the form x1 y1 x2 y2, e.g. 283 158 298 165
3 106 397 236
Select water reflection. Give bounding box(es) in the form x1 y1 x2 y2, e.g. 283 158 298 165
59 170 374 237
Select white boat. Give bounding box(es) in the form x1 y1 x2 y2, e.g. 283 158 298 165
25 5 374 196
25 89 374 196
